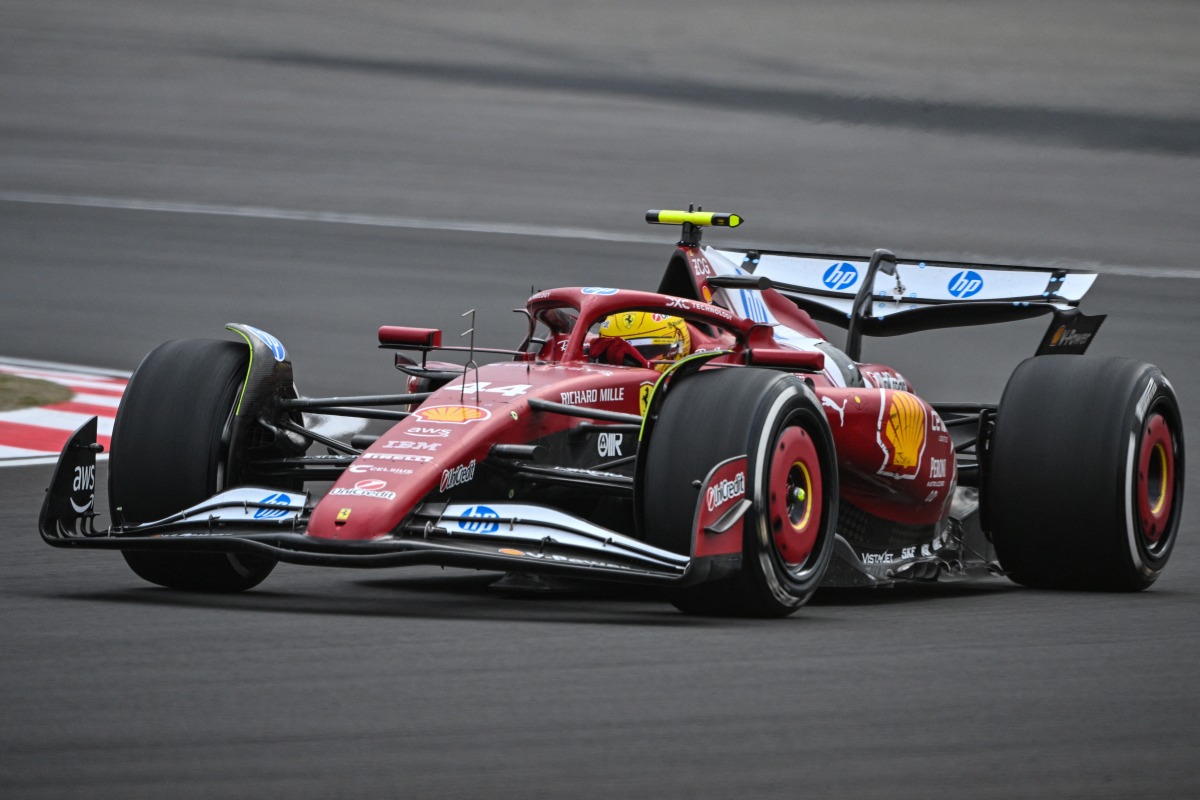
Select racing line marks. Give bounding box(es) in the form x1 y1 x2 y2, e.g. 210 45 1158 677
0 358 128 467
1 192 1195 280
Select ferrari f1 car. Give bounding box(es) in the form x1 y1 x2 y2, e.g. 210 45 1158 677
40 210 1185 616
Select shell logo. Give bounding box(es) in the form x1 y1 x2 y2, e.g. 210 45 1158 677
412 405 491 424
878 391 926 478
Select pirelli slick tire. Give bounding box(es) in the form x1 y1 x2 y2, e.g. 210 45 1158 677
109 339 277 592
642 368 838 617
988 356 1184 591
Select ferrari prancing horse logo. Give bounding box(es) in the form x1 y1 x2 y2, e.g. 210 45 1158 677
638 382 654 416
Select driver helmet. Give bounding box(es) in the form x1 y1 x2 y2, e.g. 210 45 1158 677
599 311 691 371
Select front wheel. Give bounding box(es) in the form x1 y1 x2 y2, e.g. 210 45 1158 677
110 339 278 592
641 368 838 617
988 356 1185 590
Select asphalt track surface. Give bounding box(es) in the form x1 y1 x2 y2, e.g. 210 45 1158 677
3 3 1199 798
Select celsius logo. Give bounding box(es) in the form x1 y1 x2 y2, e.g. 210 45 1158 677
948 270 984 298
458 505 500 533
254 492 292 519
705 472 746 512
822 262 858 291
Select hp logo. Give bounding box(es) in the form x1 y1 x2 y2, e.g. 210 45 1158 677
254 493 291 519
948 270 984 298
738 289 770 323
822 262 858 291
459 505 501 534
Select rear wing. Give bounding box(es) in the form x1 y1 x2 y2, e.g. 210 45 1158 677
708 246 1105 360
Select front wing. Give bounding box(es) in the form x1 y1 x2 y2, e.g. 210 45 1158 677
39 419 734 588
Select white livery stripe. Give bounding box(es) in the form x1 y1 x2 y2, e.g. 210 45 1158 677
0 444 50 459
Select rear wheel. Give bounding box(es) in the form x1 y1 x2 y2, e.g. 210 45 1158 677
642 368 838 616
110 339 278 592
988 356 1184 590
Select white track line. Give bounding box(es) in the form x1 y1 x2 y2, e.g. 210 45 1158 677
0 444 52 459
0 370 126 394
0 191 666 245
61 392 122 409
4 190 1195 279
0 355 131 379
0 407 116 435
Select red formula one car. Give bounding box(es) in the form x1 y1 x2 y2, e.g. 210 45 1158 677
40 210 1185 616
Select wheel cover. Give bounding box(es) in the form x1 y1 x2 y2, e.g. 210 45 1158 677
769 425 823 568
1136 411 1175 546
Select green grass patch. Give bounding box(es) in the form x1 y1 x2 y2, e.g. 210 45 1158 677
0 374 73 411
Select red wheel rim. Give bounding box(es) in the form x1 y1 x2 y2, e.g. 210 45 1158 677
1136 412 1175 545
769 425 823 568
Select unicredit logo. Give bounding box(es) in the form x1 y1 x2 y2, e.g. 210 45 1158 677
705 472 746 512
439 459 476 492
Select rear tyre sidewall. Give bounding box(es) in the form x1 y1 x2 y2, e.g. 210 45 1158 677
988 356 1184 591
110 339 277 592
